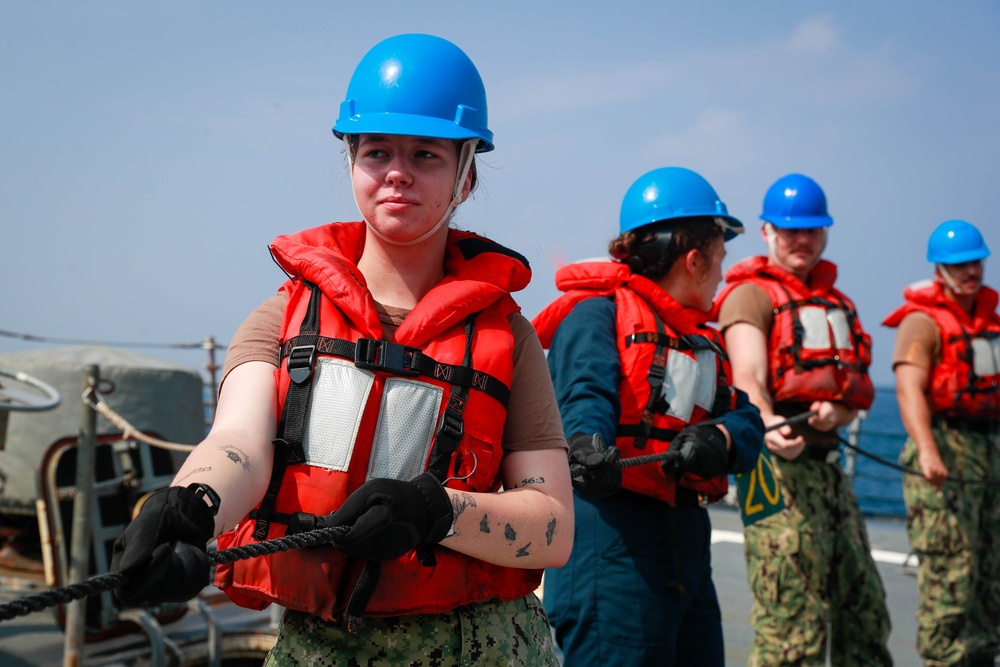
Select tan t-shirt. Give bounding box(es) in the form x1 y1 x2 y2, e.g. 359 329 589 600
716 282 774 334
222 292 567 453
717 281 839 447
890 311 940 371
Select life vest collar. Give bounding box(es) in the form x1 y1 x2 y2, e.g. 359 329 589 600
724 255 838 296
893 279 1000 330
554 260 711 331
269 221 531 348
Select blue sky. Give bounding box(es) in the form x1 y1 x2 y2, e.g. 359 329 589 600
2 1 998 388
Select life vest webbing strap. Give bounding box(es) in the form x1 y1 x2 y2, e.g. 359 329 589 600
415 315 478 569
278 334 511 407
826 291 866 357
773 282 807 372
252 282 321 541
791 357 868 372
773 295 841 313
632 309 669 451
425 314 477 482
629 326 733 419
770 281 869 377
342 561 381 637
625 331 725 357
952 325 990 402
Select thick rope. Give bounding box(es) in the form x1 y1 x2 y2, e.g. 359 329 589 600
0 526 347 622
618 411 817 469
835 432 1000 487
617 410 1000 486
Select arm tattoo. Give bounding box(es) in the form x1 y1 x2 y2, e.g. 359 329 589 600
515 543 531 558
519 476 546 487
175 467 212 484
451 492 477 521
479 514 491 534
546 518 556 546
220 446 251 472
504 524 517 542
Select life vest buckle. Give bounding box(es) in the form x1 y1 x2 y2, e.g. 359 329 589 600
287 345 317 384
354 339 421 376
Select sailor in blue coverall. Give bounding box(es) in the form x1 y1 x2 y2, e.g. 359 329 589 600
534 167 764 667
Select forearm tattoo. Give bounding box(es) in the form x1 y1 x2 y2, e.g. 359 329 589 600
546 518 556 546
479 514 491 534
220 445 251 471
175 467 212 484
452 492 477 525
504 524 517 542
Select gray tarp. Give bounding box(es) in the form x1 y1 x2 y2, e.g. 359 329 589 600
0 346 205 515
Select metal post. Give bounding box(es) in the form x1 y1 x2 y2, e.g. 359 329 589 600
843 409 867 478
203 336 219 427
63 364 99 667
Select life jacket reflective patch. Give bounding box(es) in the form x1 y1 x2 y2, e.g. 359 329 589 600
302 358 374 471
970 335 1000 378
662 348 718 423
798 306 853 351
367 377 443 482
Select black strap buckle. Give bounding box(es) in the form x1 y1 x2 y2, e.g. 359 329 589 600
287 345 316 384
439 409 465 443
354 339 420 376
187 482 221 517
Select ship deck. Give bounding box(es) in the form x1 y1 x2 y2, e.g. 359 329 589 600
0 505 922 666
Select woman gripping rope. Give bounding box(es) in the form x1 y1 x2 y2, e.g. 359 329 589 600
109 34 572 666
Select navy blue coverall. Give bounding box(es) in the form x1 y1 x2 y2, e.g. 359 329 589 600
542 296 763 667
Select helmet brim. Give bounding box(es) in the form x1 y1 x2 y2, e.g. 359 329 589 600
761 214 833 229
929 248 990 264
333 113 494 153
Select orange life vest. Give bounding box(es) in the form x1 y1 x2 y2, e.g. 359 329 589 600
214 222 541 621
883 280 1000 419
716 256 874 410
533 260 734 505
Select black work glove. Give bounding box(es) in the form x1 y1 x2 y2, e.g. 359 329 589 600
328 472 453 562
110 485 215 607
661 423 730 479
568 432 621 499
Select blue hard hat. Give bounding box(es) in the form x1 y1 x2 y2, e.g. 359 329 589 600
760 173 833 229
927 219 990 264
333 34 494 152
619 167 744 240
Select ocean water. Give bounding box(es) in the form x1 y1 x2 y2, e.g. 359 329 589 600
846 386 909 518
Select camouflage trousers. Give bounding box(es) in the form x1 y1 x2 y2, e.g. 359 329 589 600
901 423 1000 667
744 454 892 667
262 594 560 667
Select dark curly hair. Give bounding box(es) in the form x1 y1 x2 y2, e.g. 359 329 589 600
609 216 723 281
